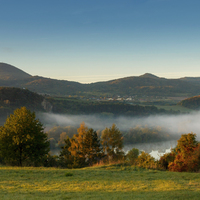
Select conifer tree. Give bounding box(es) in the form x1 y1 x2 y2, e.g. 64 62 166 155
84 128 103 165
59 136 74 168
69 122 88 167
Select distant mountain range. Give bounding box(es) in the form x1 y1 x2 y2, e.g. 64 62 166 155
0 62 200 97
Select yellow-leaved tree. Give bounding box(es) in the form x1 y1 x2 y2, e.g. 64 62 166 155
68 122 103 167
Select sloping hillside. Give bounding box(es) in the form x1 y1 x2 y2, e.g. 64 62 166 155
0 87 46 125
22 76 84 95
0 87 44 109
0 63 31 80
178 95 200 109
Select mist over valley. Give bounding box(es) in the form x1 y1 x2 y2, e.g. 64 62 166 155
40 111 200 137
39 111 200 157
1 63 200 158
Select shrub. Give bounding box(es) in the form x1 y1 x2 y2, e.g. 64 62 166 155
136 151 157 169
65 172 73 177
126 148 139 165
43 154 59 167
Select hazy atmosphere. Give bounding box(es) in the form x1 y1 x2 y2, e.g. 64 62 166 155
40 111 200 139
1 0 200 82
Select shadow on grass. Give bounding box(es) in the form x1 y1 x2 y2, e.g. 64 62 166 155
1 190 200 200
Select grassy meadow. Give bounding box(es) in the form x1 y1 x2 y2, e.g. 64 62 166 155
155 105 193 113
0 165 200 200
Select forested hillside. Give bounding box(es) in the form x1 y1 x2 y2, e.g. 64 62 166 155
0 87 180 125
0 87 45 124
46 97 177 115
178 95 200 109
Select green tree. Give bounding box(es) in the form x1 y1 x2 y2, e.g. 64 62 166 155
83 128 104 165
101 124 124 161
126 148 139 165
59 136 74 168
0 107 49 166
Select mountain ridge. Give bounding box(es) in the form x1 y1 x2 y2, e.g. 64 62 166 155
0 63 200 97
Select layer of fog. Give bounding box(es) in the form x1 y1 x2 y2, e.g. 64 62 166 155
39 111 200 139
38 111 200 158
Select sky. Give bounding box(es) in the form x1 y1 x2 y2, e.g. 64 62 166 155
1 0 200 83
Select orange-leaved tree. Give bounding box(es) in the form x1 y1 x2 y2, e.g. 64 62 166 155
168 133 199 172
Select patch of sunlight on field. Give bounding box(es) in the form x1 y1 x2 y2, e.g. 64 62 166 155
1 179 198 193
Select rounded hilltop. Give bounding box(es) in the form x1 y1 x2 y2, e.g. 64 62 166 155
139 73 160 79
0 63 31 80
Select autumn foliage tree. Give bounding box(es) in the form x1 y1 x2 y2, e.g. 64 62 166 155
168 133 200 172
69 122 88 167
136 151 156 169
68 122 103 167
0 107 49 166
158 151 176 170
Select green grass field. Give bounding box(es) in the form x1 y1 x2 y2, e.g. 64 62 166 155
155 105 193 113
0 165 200 200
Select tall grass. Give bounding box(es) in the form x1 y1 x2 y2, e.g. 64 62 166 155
0 165 200 199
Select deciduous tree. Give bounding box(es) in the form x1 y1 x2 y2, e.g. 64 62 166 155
126 148 139 165
0 107 49 166
168 133 199 172
101 124 124 161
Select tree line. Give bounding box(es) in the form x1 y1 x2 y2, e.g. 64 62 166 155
47 125 177 150
47 97 179 115
0 107 199 172
0 107 124 167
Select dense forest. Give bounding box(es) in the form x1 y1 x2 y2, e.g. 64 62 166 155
46 96 179 115
0 87 45 124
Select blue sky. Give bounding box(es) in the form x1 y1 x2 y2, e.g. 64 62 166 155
1 0 200 83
